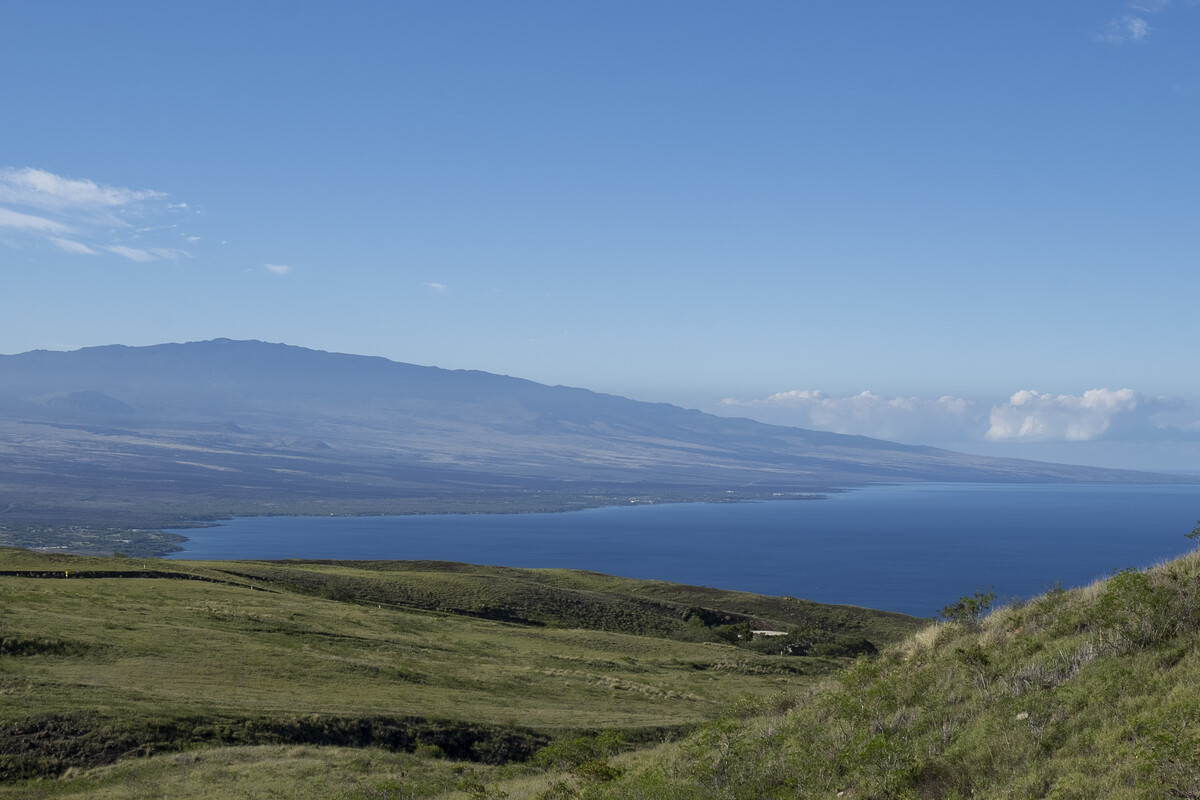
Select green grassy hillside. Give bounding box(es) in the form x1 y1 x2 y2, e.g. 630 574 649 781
0 548 921 797
577 548 1200 800
10 545 1197 799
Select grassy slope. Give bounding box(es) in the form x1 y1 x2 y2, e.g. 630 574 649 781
579 548 1200 800
16 547 1200 799
0 548 922 796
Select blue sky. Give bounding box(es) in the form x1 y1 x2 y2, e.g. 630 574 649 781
3 2 1199 470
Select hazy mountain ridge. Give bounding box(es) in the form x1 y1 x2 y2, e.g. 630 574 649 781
0 340 1184 531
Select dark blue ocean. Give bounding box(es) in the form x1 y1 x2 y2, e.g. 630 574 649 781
166 483 1200 617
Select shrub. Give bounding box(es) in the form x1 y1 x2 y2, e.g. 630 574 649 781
939 590 995 627
1095 568 1174 650
540 731 621 764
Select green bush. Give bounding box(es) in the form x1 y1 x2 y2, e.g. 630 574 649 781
939 590 995 627
1095 568 1174 650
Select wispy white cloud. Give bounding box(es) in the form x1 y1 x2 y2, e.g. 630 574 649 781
0 167 163 220
100 245 186 262
1127 0 1170 13
1093 0 1179 44
0 166 193 261
719 389 980 443
104 245 157 262
423 282 450 294
51 237 98 255
264 263 293 275
1094 14 1153 43
0 207 73 233
1092 0 1200 48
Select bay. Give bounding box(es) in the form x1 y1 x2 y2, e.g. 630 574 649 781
166 483 1200 617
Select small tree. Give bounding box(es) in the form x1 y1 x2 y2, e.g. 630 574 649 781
939 590 995 626
1186 520 1200 548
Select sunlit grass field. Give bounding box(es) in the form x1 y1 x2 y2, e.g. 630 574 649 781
5 545 1200 798
0 547 922 797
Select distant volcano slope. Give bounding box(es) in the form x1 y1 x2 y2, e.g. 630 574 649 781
0 339 1179 527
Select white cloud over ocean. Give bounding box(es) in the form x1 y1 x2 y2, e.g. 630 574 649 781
718 387 1199 446
719 390 981 442
984 388 1178 442
0 167 192 261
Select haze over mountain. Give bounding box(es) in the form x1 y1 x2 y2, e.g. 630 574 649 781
0 340 1182 529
